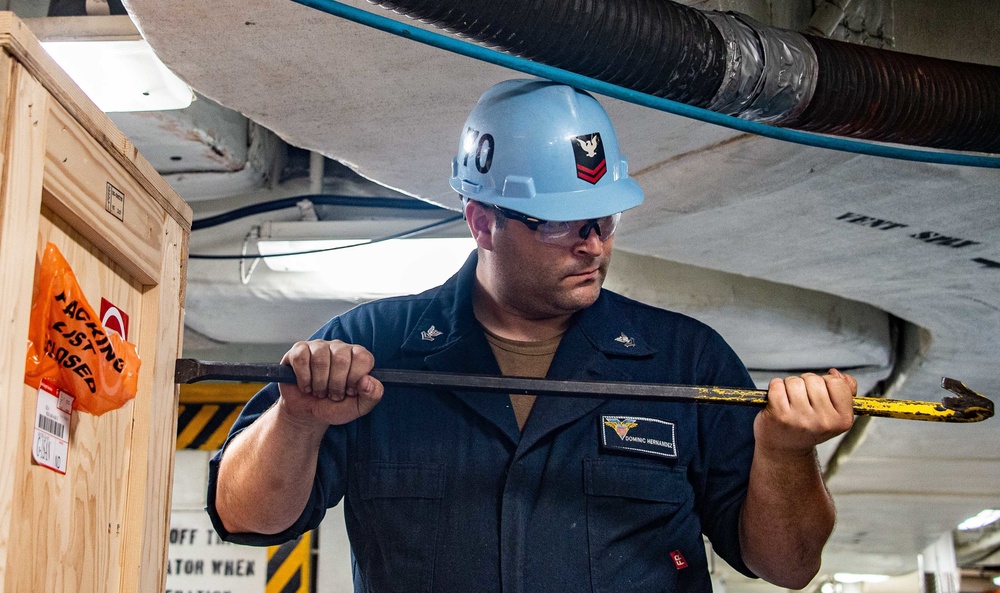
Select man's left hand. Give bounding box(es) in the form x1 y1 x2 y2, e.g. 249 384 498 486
754 368 857 457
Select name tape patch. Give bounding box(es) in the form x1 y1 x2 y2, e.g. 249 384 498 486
601 415 677 459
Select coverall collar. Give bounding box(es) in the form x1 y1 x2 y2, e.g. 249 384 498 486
401 250 657 447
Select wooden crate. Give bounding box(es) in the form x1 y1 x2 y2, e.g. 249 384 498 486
0 13 191 593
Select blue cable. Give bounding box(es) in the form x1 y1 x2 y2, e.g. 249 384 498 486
292 0 1000 169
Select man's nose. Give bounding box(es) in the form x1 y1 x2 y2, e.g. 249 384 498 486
574 223 605 255
577 219 603 242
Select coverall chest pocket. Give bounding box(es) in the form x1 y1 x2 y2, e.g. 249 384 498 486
356 461 446 593
584 459 702 593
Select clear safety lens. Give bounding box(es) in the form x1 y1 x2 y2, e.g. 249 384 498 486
495 206 620 247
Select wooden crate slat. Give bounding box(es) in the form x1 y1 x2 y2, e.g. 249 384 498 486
120 217 187 592
0 57 48 593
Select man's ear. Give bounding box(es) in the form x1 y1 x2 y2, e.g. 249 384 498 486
465 200 495 250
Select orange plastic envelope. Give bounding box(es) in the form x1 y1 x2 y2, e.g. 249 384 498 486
24 242 140 415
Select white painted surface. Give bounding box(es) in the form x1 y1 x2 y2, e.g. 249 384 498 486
166 509 267 593
172 449 211 511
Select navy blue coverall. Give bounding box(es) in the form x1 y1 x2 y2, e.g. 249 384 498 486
208 252 759 592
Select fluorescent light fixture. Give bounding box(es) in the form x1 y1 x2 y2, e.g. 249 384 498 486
42 40 193 112
256 219 474 295
958 509 1000 531
258 237 476 295
833 573 891 584
993 575 1000 587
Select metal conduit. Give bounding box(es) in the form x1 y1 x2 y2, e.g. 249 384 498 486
367 0 1000 154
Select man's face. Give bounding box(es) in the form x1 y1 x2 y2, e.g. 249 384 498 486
487 211 614 319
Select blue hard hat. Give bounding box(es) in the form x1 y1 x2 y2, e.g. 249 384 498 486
450 79 644 222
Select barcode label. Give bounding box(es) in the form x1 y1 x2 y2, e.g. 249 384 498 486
33 381 72 474
38 414 65 439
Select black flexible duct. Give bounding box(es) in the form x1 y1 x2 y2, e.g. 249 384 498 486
370 0 1000 153
785 37 1000 153
379 0 727 106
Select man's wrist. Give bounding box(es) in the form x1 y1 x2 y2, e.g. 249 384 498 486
753 441 818 466
273 398 330 440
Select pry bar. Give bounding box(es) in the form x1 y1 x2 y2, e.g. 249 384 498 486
173 358 994 423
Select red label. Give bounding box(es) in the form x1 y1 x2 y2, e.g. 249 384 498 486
100 297 129 341
39 378 58 396
670 550 688 569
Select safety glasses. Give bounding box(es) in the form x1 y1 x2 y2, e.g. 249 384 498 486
493 205 621 247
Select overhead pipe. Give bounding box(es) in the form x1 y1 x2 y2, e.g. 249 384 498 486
309 151 326 195
805 0 856 38
366 0 1000 154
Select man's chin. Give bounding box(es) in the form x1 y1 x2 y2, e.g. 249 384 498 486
556 284 602 313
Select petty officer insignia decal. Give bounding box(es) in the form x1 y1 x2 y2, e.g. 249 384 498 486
572 133 607 184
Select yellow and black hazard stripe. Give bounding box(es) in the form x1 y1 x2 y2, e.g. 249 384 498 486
176 383 263 450
176 402 243 449
267 531 313 593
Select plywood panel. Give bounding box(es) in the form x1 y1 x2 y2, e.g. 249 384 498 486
0 58 48 592
7 207 144 593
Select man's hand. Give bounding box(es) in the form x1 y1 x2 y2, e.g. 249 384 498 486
754 368 857 458
215 339 381 536
277 339 385 430
740 369 857 588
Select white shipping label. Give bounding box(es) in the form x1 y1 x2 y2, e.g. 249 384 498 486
32 380 73 474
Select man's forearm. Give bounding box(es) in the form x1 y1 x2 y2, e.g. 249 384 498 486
739 447 835 590
216 401 328 535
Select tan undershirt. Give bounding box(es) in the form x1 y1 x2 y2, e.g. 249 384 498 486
483 328 564 432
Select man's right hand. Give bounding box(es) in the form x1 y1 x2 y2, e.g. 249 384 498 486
277 339 385 429
215 339 380 535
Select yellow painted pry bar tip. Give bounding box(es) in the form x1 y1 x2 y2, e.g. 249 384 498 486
939 377 994 423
